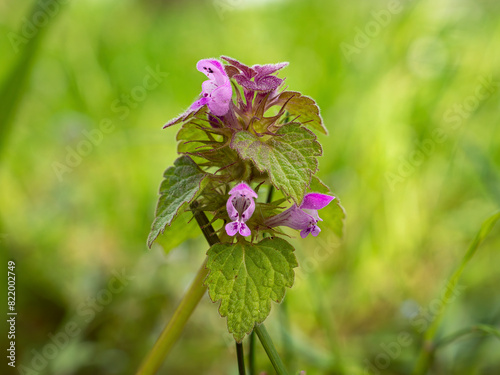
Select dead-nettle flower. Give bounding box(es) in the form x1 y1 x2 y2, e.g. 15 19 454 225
265 193 335 238
190 59 232 116
225 183 258 237
162 56 292 133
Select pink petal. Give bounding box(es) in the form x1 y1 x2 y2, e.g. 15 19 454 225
196 59 227 86
239 223 251 237
190 96 210 112
228 183 258 199
226 197 239 221
201 80 218 95
300 227 311 238
300 193 335 210
310 225 321 236
225 222 240 237
207 83 232 116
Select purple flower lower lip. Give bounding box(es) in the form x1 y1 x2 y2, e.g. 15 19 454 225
225 182 258 237
265 193 335 238
190 59 232 117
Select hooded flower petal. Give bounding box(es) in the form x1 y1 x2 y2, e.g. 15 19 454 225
300 193 335 210
225 182 258 237
190 59 232 117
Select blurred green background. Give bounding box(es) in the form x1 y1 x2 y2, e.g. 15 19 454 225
1 0 500 374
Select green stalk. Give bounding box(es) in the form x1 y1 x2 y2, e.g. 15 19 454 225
255 324 290 375
136 207 219 375
412 211 500 375
248 330 256 375
279 295 294 369
136 258 208 375
236 342 246 375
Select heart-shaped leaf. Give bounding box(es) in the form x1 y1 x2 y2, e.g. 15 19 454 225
205 238 298 342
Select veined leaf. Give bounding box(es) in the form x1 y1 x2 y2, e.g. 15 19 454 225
205 238 298 342
231 124 322 204
147 156 209 248
275 91 327 135
325 198 346 238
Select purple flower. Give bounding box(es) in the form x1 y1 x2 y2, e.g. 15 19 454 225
225 182 258 237
190 59 232 117
265 193 334 238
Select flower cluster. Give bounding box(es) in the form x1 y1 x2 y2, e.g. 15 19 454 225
148 56 345 347
151 56 341 244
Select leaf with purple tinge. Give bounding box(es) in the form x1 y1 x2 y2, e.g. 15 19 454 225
222 56 289 93
273 91 328 135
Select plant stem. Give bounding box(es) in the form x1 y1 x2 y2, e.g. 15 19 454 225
279 298 294 369
255 324 289 375
236 342 246 375
136 207 220 375
266 185 274 204
191 201 221 246
259 184 291 374
136 258 209 375
248 331 256 375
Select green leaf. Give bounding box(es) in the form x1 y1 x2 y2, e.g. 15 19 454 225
309 175 331 194
275 91 328 135
205 238 298 342
325 198 346 238
147 156 209 248
231 124 322 204
153 214 199 255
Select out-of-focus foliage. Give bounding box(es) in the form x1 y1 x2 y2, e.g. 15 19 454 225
1 0 499 374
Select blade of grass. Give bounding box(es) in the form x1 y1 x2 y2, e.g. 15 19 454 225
412 211 500 375
0 0 66 160
435 324 500 350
